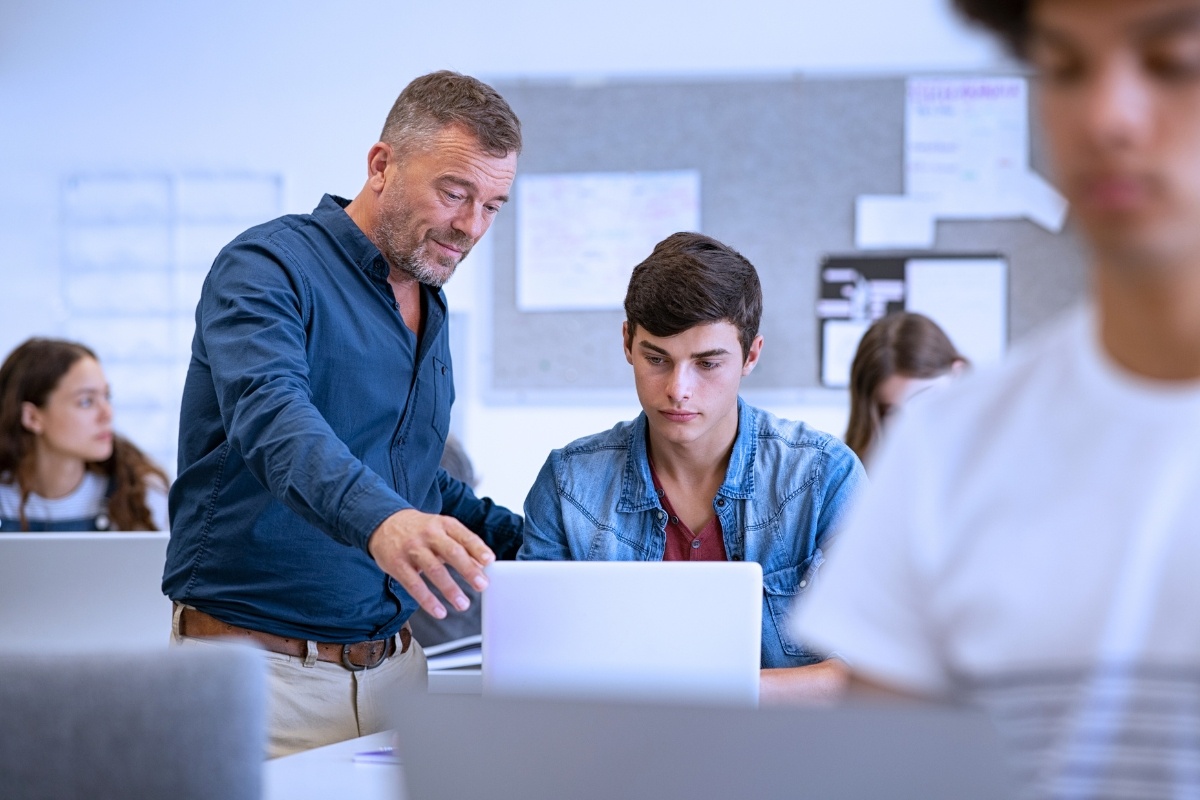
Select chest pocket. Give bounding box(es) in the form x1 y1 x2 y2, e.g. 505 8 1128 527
762 554 822 661
430 356 453 443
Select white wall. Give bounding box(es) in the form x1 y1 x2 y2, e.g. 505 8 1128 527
0 0 1007 511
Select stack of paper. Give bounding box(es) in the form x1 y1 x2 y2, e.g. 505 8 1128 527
423 634 482 671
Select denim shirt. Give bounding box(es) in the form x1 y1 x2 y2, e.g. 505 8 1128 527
163 195 521 642
519 399 866 668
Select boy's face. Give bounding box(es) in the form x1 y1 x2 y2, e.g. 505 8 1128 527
1031 0 1200 274
624 320 763 453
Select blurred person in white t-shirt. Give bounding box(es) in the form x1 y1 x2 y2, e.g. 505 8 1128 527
795 2 1200 798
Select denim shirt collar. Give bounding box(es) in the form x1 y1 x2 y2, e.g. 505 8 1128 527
618 397 758 513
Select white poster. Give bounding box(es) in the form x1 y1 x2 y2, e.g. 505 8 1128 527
905 257 1007 368
516 170 701 311
854 77 1067 249
821 319 873 388
906 77 1030 207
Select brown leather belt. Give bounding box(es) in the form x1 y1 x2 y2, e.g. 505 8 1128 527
178 605 410 671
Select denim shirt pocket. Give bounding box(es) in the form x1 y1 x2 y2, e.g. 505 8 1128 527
762 555 822 663
429 356 452 444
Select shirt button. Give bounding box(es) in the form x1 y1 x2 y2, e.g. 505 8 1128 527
670 516 679 525
799 580 808 588
656 510 666 521
656 488 664 498
716 498 725 507
441 365 447 375
691 539 701 549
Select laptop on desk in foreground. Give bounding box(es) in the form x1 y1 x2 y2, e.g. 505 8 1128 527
482 560 763 706
393 692 1015 800
0 531 171 652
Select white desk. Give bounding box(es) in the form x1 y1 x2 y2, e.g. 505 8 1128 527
265 662 484 800
264 730 402 800
263 668 482 799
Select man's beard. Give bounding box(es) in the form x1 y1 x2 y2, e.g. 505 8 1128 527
375 202 473 288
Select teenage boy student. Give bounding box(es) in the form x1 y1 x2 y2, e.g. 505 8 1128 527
794 1 1200 797
519 232 866 703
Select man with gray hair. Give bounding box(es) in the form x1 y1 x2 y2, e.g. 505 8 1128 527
164 71 523 756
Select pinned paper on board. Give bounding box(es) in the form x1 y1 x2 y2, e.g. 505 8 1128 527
855 77 1068 249
817 254 1008 387
516 170 701 311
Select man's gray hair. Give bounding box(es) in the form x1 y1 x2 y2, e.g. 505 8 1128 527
381 70 522 158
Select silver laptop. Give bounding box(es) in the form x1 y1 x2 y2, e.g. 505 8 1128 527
393 692 1015 800
482 561 762 706
0 532 171 652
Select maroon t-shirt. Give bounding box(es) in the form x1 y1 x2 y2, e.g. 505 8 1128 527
648 460 728 561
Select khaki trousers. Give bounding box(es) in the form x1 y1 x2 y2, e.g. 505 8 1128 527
171 604 428 758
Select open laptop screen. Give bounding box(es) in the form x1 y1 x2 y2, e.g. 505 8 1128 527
482 561 762 706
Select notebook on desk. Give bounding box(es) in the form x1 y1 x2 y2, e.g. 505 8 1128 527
393 692 1015 800
0 532 172 652
482 560 763 706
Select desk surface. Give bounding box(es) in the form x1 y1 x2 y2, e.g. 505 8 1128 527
264 730 401 800
263 667 481 800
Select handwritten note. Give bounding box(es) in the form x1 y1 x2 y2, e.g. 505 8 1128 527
854 77 1067 250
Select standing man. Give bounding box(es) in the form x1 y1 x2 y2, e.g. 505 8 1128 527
794 1 1200 797
520 232 865 703
163 71 523 757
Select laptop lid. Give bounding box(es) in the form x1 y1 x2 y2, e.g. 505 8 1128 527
0 532 171 652
393 692 1015 800
482 561 762 706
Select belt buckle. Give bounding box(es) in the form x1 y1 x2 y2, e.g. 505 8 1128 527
341 644 368 672
342 640 391 672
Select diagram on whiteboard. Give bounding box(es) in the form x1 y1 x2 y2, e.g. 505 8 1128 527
515 170 701 311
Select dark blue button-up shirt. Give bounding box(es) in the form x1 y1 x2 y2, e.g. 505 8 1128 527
163 195 521 642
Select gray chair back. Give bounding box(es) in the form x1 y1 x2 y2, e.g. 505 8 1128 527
0 645 265 800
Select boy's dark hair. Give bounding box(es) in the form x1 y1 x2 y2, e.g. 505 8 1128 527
952 0 1031 58
623 232 762 361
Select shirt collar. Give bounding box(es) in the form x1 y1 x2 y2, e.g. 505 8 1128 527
313 194 390 282
314 194 449 317
721 398 757 499
619 397 757 511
